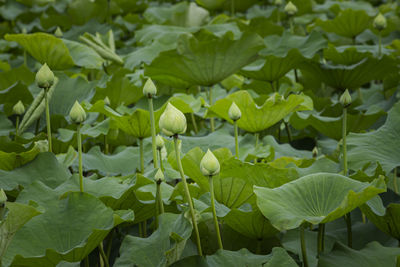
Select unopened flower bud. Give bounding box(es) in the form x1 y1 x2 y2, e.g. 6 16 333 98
55 27 63 37
312 146 318 158
284 1 297 16
373 13 387 31
69 101 87 123
104 96 111 106
13 100 25 115
200 149 220 177
35 63 55 89
340 89 352 107
275 0 283 6
159 103 187 136
0 189 7 204
143 78 157 97
228 102 241 121
156 135 164 150
155 168 165 183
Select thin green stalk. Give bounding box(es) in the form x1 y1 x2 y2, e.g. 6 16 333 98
317 223 325 255
174 136 203 256
209 176 223 250
230 0 235 17
394 168 398 194
289 17 294 34
234 121 239 158
84 256 89 267
158 149 164 172
139 138 144 173
99 243 110 267
103 114 108 154
15 116 19 138
77 124 84 192
344 214 352 248
191 113 198 134
157 181 164 214
284 121 292 142
44 88 52 152
209 87 215 132
148 97 158 169
378 31 382 58
255 133 259 148
343 107 348 175
105 229 114 259
139 221 143 237
142 220 147 237
300 225 309 267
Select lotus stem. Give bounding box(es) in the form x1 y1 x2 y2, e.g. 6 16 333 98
378 31 382 58
174 135 203 256
155 179 164 228
231 0 235 17
209 175 223 250
284 121 292 142
142 220 147 237
139 222 143 237
77 123 84 193
209 87 215 132
103 114 109 154
342 107 348 175
300 225 309 267
234 121 239 158
148 97 159 169
158 149 164 172
191 113 198 134
317 223 325 255
344 213 352 248
289 17 294 34
139 138 144 173
44 88 52 152
106 229 114 259
84 256 89 267
255 133 259 148
15 116 19 139
98 242 110 267
394 168 398 194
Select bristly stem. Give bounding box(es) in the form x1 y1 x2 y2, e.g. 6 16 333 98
173 136 203 256
148 97 158 169
209 87 215 132
45 88 52 152
343 107 348 175
157 180 164 214
234 121 239 158
98 242 110 267
158 149 164 172
77 123 84 192
139 138 144 173
317 223 325 255
191 113 198 134
284 121 292 142
15 116 19 139
209 175 223 250
300 225 309 267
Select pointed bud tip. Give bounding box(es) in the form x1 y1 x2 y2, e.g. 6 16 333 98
156 135 164 149
228 101 241 121
143 78 157 97
13 100 25 115
284 1 298 16
155 168 165 183
35 63 55 89
373 13 387 31
339 89 352 107
0 189 7 203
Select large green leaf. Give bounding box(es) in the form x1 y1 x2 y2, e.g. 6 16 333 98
115 213 192 267
318 242 400 267
145 31 264 88
0 152 70 191
315 9 371 38
2 192 133 266
254 173 386 231
347 101 400 173
209 90 312 133
0 141 43 171
0 115 14 137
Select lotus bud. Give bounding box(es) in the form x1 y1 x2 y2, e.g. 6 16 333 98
228 101 241 121
340 89 352 107
143 78 157 97
69 101 87 123
284 1 297 16
55 27 63 37
156 135 164 150
312 146 318 158
155 168 165 184
34 140 49 152
274 0 283 5
13 101 25 115
200 149 220 177
104 96 111 106
35 63 55 89
0 189 6 204
373 13 387 31
159 103 187 136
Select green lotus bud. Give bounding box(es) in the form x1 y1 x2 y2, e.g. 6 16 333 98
0 189 6 204
159 103 187 136
13 100 25 115
55 27 63 37
373 13 387 31
339 89 352 107
155 168 165 183
200 149 220 177
69 101 87 123
34 140 49 152
274 0 283 6
156 135 164 150
284 1 297 16
312 146 318 158
104 96 111 106
228 101 241 121
143 78 157 97
35 63 55 89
